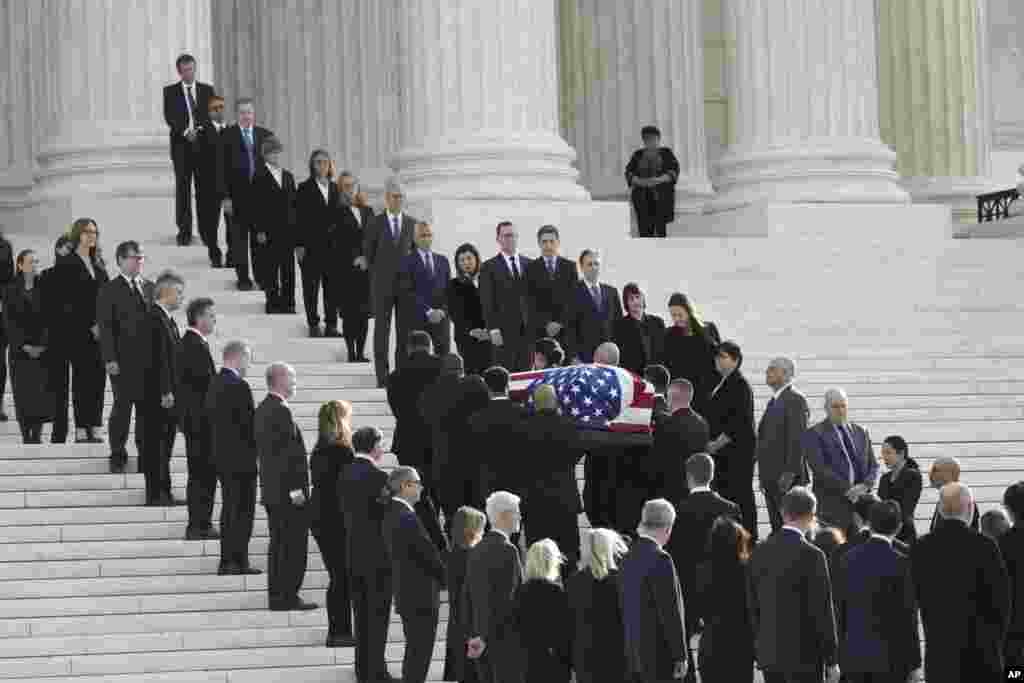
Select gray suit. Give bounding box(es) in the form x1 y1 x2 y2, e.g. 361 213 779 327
755 385 810 532
804 419 878 533
363 212 415 384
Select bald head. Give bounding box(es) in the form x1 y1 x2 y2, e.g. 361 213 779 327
939 482 974 525
594 342 620 366
930 456 961 489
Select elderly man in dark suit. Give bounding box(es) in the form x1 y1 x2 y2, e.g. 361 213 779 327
206 341 260 575
757 356 811 533
479 221 532 372
163 53 215 245
97 240 154 475
383 466 446 683
619 498 688 683
912 483 1009 683
254 362 316 611
399 222 452 355
749 487 840 683
651 379 710 504
838 500 921 683
195 95 229 267
566 249 623 364
364 176 416 387
177 297 218 539
340 426 395 683
524 224 577 350
466 490 524 683
218 98 274 291
804 387 879 535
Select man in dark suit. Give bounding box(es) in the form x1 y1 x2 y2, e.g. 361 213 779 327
651 379 710 504
619 498 688 683
756 356 810 532
97 241 154 474
804 387 879 535
912 483 1009 683
524 224 577 350
749 487 840 683
927 456 980 532
419 353 465 529
295 150 340 337
254 362 316 611
567 249 623 363
364 176 416 387
250 137 297 313
399 222 452 356
178 297 218 539
163 53 215 246
195 95 229 267
142 271 186 506
838 500 921 683
1001 482 1024 668
218 97 273 291
465 490 524 683
479 221 532 373
206 341 261 575
340 426 394 683
383 466 446 683
665 454 739 682
468 367 528 498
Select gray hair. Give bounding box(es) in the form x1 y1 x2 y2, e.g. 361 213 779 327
594 342 620 366
823 387 848 411
154 270 185 296
768 357 796 381
265 361 293 389
384 176 404 195
639 498 676 532
387 466 420 495
485 490 521 522
581 528 627 581
222 340 249 361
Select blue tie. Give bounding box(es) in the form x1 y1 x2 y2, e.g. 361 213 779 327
243 129 254 179
838 426 858 483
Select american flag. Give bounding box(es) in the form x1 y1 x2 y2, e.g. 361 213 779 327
508 364 656 434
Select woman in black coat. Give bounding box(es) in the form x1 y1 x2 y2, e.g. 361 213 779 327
0 232 14 423
624 125 681 238
518 539 572 683
696 517 755 683
309 400 355 647
5 250 50 443
568 528 627 683
878 435 923 546
612 282 665 377
333 175 373 361
46 219 108 444
443 506 486 683
660 291 720 416
704 340 758 539
447 243 492 376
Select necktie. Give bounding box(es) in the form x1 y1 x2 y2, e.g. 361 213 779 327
838 425 858 484
186 85 196 119
591 285 602 308
132 279 145 306
424 252 434 276
243 129 254 179
391 216 399 241
509 257 519 280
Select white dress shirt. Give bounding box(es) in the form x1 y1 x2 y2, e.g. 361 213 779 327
316 179 330 203
181 81 196 133
350 206 362 226
266 163 283 187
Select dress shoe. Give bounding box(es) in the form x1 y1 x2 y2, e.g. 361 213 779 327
185 527 219 540
210 257 223 268
269 598 318 611
237 280 254 291
109 459 126 474
238 565 262 575
176 233 193 246
217 564 240 575
0 412 9 422
157 494 186 507
325 634 357 648
324 327 341 338
309 326 322 338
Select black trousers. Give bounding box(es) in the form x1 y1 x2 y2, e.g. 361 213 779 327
263 502 309 605
184 424 217 531
343 315 369 358
632 192 667 238
712 451 758 540
762 479 785 534
108 379 146 467
299 257 335 328
584 449 623 532
171 138 198 235
141 404 175 503
400 607 440 683
19 420 42 444
351 570 393 682
195 180 224 265
219 472 257 568
230 215 253 285
259 241 296 309
51 339 105 442
312 528 352 637
372 292 401 383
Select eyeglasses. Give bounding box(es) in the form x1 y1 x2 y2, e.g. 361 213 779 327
128 254 146 261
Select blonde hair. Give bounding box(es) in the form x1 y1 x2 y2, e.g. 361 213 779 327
524 538 564 582
451 506 487 550
582 528 627 580
317 400 353 448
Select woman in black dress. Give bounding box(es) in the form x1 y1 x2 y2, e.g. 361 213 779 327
696 517 755 683
5 250 50 443
443 505 486 683
624 125 680 238
878 435 923 546
568 528 627 683
518 539 572 683
661 292 720 416
447 243 492 376
309 400 355 647
612 282 665 377
333 173 373 362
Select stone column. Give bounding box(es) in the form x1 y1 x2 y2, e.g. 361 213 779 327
985 0 1023 187
878 0 995 218
0 0 42 203
558 0 713 212
32 0 213 199
392 0 589 201
712 0 908 210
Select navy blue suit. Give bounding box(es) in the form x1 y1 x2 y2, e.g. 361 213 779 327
804 419 878 531
398 250 451 356
838 537 921 679
567 281 623 363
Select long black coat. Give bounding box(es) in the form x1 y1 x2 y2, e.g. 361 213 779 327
468 399 528 497
625 147 681 223
877 458 923 546
45 252 108 354
386 351 442 475
5 275 51 421
464 530 523 679
447 276 491 375
613 313 665 376
254 394 310 506
308 441 354 536
176 330 214 436
444 545 476 683
205 369 257 476
660 322 720 415
334 203 373 318
517 579 572 683
999 525 1024 663
696 560 754 682
339 456 391 579
568 569 626 683
295 177 339 256
651 408 709 503
97 276 155 401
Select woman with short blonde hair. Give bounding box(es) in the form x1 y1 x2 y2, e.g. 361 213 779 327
519 538 572 682
568 528 628 683
443 506 487 682
524 538 565 582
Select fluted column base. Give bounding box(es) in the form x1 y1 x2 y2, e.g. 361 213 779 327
710 137 910 212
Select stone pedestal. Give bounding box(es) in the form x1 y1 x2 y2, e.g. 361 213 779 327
0 0 41 207
558 0 713 213
391 0 588 201
712 0 908 211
